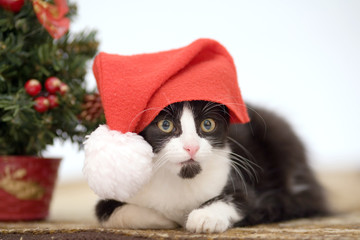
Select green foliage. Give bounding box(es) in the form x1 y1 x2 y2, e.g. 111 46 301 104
0 1 102 156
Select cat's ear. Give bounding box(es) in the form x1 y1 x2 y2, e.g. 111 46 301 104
83 125 154 201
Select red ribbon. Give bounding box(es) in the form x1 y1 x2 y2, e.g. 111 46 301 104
32 0 70 39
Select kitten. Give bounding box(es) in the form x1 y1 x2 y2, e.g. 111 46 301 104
95 101 328 233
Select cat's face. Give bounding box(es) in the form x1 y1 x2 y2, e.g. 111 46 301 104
140 101 230 179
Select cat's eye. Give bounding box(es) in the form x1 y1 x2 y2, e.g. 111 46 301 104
157 120 174 133
200 118 216 133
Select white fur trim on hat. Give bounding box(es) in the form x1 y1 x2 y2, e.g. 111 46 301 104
83 125 154 201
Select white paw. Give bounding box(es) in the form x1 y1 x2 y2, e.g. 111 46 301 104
186 208 230 233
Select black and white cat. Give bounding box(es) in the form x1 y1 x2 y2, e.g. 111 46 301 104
95 101 328 233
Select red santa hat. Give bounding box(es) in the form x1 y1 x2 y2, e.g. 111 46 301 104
83 39 249 201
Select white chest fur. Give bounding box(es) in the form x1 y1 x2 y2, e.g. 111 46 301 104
128 152 231 225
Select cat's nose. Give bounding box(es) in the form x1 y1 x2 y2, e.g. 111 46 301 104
183 145 200 158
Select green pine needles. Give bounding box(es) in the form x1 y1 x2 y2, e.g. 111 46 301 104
0 1 101 155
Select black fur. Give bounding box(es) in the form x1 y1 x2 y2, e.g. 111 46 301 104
96 199 124 222
227 106 328 225
179 161 202 179
95 101 328 226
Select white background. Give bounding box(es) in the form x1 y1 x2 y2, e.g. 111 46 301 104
44 0 360 183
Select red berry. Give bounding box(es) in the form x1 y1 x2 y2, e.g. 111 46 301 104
59 82 69 95
24 79 42 96
34 96 49 113
48 95 59 109
0 0 25 13
45 77 61 94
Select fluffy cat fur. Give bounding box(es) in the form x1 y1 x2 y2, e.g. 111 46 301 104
95 101 328 233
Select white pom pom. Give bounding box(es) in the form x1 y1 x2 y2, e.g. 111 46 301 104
83 125 154 201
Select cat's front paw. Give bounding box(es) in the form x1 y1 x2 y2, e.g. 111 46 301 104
186 208 230 233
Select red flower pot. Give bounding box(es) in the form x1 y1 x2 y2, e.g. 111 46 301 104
0 156 61 221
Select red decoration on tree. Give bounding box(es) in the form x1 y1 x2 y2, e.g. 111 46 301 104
32 0 70 39
0 0 24 13
44 76 61 94
47 95 59 109
34 96 49 113
25 76 67 112
24 79 42 97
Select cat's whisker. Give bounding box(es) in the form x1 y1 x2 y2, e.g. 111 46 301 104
162 105 177 118
212 112 230 129
232 153 259 182
201 103 229 117
214 149 259 184
202 102 222 114
153 152 172 172
153 154 174 172
217 154 255 185
128 107 164 132
216 100 267 139
232 155 258 183
210 152 249 196
206 99 264 119
228 160 248 195
153 152 189 173
226 149 259 172
227 137 261 169
245 105 267 139
231 156 258 184
229 161 249 196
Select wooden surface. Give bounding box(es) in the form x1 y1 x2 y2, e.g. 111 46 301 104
1 212 360 239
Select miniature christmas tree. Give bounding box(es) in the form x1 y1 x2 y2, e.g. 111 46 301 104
0 0 104 156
